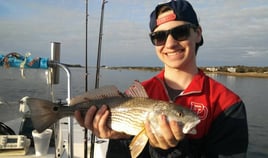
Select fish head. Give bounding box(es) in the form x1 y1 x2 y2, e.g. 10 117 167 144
171 104 200 134
149 102 200 135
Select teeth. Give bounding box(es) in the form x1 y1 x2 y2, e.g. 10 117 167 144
166 52 178 56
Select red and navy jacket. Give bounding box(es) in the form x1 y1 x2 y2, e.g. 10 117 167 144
141 69 248 157
106 70 248 158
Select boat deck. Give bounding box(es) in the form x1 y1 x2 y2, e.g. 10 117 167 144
2 117 109 158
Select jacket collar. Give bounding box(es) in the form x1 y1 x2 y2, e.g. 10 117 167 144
156 69 205 95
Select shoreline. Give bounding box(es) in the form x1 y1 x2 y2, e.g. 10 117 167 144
205 71 268 78
67 65 268 78
105 66 268 78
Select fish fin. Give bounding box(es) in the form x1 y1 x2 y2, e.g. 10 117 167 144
125 80 149 98
129 128 148 158
26 98 61 133
70 85 122 105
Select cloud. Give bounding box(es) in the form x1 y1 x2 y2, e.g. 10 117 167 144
191 0 268 66
0 0 268 66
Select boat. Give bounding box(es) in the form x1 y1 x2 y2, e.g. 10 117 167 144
0 1 109 157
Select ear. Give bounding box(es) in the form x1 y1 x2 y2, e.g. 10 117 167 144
195 26 202 44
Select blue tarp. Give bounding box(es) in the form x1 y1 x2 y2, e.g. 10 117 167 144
0 53 49 69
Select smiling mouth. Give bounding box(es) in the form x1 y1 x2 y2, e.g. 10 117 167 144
165 50 185 56
165 52 179 56
164 49 185 56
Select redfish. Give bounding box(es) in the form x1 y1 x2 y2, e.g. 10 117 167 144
25 81 200 158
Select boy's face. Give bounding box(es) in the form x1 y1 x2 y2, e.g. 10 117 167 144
153 11 202 70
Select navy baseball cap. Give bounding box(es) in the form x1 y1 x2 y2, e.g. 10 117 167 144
149 0 203 46
150 0 199 31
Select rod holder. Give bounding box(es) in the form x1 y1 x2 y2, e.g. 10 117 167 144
49 42 61 84
47 60 73 158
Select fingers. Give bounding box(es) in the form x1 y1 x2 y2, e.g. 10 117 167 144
146 116 171 149
91 105 109 137
145 114 184 149
169 120 184 141
74 105 98 129
158 115 178 147
98 109 110 138
84 106 98 130
145 120 158 147
82 105 112 139
74 110 85 127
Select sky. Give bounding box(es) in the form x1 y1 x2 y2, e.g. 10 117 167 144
0 0 268 67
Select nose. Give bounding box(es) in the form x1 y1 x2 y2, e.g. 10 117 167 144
164 34 179 48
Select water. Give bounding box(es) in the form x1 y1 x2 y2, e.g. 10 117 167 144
0 67 267 157
207 74 268 157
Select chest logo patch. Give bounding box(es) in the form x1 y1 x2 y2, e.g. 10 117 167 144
190 102 208 120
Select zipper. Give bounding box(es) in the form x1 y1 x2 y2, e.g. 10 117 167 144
155 77 202 102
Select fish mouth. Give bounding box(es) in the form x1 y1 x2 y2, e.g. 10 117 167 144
182 120 200 134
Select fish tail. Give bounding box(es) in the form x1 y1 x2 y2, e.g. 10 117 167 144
26 98 62 133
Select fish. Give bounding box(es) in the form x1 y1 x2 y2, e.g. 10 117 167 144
25 81 200 158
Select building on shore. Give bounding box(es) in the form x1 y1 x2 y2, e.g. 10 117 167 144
227 67 237 73
206 67 218 72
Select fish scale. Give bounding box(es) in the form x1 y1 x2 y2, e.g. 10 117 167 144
110 107 148 135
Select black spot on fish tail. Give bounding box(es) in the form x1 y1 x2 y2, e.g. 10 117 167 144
53 106 59 112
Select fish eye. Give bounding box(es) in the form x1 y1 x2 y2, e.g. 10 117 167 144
53 106 58 111
177 112 183 117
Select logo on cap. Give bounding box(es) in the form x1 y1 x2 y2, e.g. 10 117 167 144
156 13 176 26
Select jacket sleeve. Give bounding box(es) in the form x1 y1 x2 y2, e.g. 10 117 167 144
147 101 248 158
203 101 248 157
148 138 190 158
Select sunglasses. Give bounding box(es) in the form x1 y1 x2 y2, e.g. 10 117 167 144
149 24 197 46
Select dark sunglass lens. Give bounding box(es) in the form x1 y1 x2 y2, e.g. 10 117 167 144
149 24 194 46
150 31 167 46
171 25 190 41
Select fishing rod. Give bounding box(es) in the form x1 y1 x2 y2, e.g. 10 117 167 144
94 0 108 88
90 0 108 158
84 0 89 158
